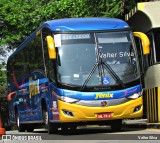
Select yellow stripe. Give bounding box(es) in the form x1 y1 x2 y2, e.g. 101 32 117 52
146 89 149 122
158 87 160 122
149 89 152 122
152 88 155 122
153 88 156 122
148 89 150 122
147 88 159 123
151 89 154 122
154 88 158 122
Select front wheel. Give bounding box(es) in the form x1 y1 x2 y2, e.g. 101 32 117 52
42 107 58 134
110 119 122 132
48 122 58 134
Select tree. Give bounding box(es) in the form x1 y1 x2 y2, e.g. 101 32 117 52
0 63 6 86
0 0 137 51
0 59 8 128
0 0 54 49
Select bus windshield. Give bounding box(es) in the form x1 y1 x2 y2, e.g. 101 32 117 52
55 31 139 87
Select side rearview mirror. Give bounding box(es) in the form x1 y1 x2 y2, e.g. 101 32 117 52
46 36 56 59
133 32 150 55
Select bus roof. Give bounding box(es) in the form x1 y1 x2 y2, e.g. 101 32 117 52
44 17 129 32
8 18 129 61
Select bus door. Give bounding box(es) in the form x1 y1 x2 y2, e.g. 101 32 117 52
133 32 150 118
133 32 150 86
134 36 145 84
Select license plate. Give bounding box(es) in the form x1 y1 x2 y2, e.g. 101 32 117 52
97 113 112 119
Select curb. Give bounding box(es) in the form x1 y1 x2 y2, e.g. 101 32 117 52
123 120 160 129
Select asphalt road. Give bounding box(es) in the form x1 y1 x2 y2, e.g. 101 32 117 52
1 126 160 143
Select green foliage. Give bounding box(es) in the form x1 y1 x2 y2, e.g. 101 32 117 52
0 62 8 128
103 0 124 17
0 0 137 51
0 67 6 87
0 0 53 48
0 85 9 128
0 85 5 97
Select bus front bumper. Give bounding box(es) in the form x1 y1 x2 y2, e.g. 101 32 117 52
57 96 143 122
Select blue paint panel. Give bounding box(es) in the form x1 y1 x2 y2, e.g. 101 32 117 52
56 84 142 100
46 18 129 32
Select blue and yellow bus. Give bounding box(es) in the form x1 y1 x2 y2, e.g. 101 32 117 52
7 18 150 134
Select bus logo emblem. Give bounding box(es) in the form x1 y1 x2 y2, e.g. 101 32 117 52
101 101 107 106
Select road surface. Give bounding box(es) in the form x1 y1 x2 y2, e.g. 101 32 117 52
1 126 160 143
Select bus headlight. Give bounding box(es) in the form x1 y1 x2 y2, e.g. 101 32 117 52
60 96 79 103
127 92 142 99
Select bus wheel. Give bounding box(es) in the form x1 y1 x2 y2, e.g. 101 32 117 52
110 119 122 132
26 125 34 132
42 107 58 134
16 113 25 132
48 122 58 134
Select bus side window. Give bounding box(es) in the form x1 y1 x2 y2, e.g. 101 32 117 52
27 34 45 79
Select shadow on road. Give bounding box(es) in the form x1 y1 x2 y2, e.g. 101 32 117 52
5 126 150 140
33 126 145 135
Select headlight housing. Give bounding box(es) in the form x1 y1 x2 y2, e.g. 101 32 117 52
127 91 143 99
59 96 80 103
53 91 80 103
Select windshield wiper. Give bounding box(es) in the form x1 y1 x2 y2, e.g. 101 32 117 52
80 59 125 91
101 60 125 88
80 62 98 91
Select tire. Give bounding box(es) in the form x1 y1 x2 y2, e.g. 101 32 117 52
110 119 122 132
26 125 34 132
42 106 58 134
48 122 58 134
16 113 25 132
